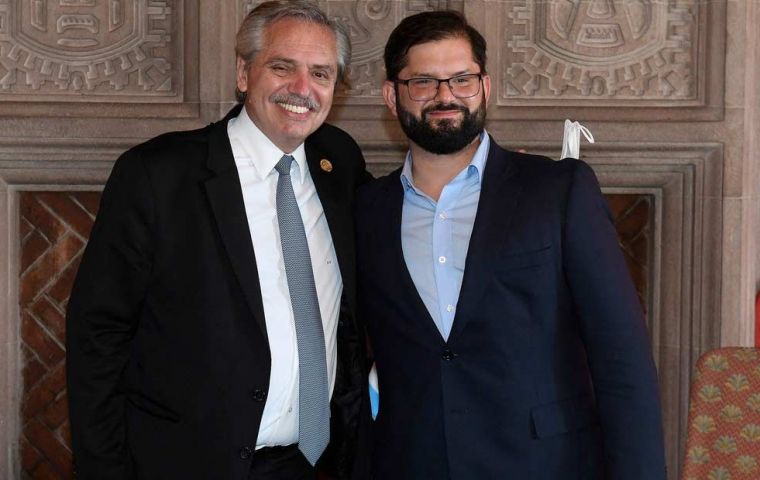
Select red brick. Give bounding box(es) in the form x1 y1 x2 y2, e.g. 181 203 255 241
73 191 102 217
30 297 66 344
606 194 635 219
23 381 55 422
20 216 34 241
60 420 72 450
41 363 67 393
21 230 52 274
20 233 84 305
22 363 65 421
615 197 651 241
37 193 96 240
20 435 42 472
20 194 66 244
42 394 69 430
20 313 65 368
30 459 62 480
47 256 82 307
25 418 74 478
23 350 48 391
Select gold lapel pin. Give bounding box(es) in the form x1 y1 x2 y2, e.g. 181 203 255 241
320 159 333 172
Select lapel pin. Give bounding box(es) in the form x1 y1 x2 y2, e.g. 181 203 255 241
320 159 333 173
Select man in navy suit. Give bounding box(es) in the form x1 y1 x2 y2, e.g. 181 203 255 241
356 11 666 479
66 2 371 479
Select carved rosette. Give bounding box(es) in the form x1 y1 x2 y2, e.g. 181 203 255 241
502 0 697 104
0 0 175 97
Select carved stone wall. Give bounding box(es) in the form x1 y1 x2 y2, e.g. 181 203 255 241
0 0 197 118
0 1 758 480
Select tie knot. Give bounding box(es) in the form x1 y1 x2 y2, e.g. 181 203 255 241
275 155 295 176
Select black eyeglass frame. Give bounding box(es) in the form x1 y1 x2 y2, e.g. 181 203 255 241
394 73 484 101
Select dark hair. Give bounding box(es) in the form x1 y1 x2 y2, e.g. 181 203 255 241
235 0 351 102
384 10 487 81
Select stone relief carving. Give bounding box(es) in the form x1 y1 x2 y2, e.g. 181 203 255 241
0 0 176 97
240 1 463 99
503 0 697 104
335 0 463 98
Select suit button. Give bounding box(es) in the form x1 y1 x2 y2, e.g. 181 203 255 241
239 446 253 459
442 348 455 361
250 389 267 402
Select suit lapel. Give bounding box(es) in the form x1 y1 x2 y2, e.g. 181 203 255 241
305 141 355 306
381 173 447 343
449 142 522 340
204 116 268 338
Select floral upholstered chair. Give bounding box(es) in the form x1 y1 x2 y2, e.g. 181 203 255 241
682 347 760 479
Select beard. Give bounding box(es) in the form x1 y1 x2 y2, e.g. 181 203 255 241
397 98 486 155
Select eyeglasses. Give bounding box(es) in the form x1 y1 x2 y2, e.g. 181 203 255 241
394 73 483 101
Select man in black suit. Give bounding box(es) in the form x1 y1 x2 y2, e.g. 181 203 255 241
357 11 666 479
66 2 370 479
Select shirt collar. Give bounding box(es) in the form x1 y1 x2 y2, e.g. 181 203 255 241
227 106 308 183
400 130 490 191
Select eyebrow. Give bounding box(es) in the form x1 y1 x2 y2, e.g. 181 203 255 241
406 69 473 78
266 57 336 73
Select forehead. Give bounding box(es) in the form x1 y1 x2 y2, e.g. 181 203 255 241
259 18 338 66
402 36 478 75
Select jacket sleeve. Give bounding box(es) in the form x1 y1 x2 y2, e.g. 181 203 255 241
562 160 667 479
66 149 155 480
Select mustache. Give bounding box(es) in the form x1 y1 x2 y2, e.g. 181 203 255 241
422 103 468 117
270 93 320 110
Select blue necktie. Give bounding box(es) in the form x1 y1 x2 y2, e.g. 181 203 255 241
274 155 330 465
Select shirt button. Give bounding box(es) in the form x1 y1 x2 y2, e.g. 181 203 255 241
438 256 446 264
447 304 455 313
439 212 447 220
288 406 293 413
239 446 253 459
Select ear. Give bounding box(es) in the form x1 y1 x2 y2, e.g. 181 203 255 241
382 80 399 118
482 73 492 105
236 56 249 94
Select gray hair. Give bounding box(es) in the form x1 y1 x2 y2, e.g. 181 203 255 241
235 0 351 102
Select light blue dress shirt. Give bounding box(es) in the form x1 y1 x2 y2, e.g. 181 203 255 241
400 132 490 340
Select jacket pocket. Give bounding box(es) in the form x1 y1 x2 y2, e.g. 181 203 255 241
497 245 552 272
127 391 181 423
530 394 597 439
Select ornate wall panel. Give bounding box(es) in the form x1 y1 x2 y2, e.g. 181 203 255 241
488 0 724 120
0 144 119 480
0 0 199 118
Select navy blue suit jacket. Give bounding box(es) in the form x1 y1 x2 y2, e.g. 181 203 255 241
356 140 666 479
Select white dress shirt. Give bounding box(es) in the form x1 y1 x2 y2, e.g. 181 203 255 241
227 108 341 448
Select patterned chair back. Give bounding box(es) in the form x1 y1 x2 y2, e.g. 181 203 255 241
682 347 760 479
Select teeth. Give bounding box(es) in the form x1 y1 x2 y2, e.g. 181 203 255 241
278 103 309 114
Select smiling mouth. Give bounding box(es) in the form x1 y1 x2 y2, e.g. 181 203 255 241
277 103 310 114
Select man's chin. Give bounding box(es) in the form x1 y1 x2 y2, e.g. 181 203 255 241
424 117 461 130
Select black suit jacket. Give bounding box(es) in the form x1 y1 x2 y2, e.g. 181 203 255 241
356 140 666 479
66 106 372 480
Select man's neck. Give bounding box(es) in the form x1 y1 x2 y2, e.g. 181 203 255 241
409 136 481 201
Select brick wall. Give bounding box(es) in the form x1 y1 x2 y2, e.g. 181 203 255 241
19 192 100 479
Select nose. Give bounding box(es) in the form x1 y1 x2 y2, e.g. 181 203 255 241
434 80 456 102
288 69 311 97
